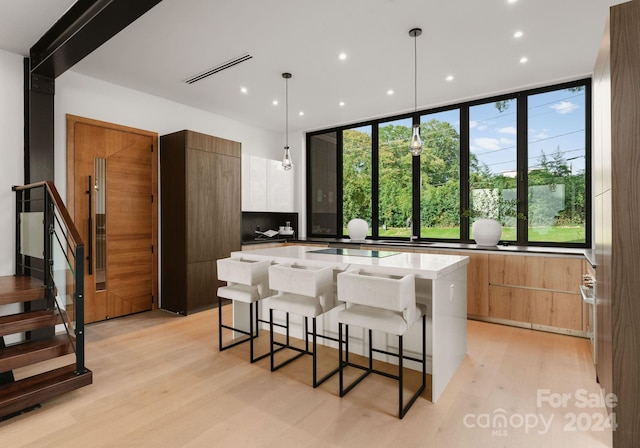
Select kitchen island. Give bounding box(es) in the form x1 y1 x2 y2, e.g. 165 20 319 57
231 244 469 402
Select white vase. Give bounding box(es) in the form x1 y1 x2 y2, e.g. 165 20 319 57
472 218 502 246
347 219 368 241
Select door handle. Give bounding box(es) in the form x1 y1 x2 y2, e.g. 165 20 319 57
87 175 93 276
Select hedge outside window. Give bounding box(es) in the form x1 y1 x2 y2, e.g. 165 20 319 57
306 79 590 247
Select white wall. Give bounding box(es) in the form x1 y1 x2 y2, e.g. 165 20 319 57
54 71 290 198
54 70 306 236
0 50 25 331
0 50 24 276
0 61 306 279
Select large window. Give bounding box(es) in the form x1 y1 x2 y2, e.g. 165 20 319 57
420 109 461 239
308 132 338 235
527 87 587 244
306 79 590 247
378 118 412 238
469 99 518 241
343 126 372 235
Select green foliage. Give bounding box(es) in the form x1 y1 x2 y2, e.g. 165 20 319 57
340 119 586 241
377 124 413 229
343 129 372 228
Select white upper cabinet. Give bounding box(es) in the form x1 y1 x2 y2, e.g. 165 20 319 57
242 154 294 212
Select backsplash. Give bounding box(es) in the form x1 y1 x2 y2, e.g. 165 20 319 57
241 211 299 242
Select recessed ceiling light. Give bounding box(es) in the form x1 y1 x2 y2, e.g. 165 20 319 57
339 101 345 107
240 87 248 94
299 111 304 116
445 75 454 82
508 0 517 4
339 52 347 61
272 100 279 106
514 30 523 38
520 56 528 63
387 89 394 95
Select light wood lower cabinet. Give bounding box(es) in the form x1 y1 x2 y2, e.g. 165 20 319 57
413 248 585 335
312 244 586 336
530 291 583 331
489 285 534 322
487 254 584 334
465 252 489 317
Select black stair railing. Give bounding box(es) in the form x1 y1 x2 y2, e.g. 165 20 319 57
13 181 86 374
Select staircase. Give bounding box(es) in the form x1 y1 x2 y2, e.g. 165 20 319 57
0 181 92 420
0 276 92 419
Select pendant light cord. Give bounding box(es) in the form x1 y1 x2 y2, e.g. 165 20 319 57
285 76 289 148
414 32 418 113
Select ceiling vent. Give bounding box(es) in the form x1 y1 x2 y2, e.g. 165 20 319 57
184 53 253 84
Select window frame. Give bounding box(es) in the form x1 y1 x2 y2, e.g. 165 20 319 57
306 78 591 248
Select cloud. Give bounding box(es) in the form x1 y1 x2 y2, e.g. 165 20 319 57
550 101 579 114
500 137 514 146
498 126 517 135
529 128 549 140
470 120 488 131
473 137 501 151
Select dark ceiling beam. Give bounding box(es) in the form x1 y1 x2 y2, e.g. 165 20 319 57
30 0 163 78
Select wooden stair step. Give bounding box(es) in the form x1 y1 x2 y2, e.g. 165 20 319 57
0 276 45 306
0 364 92 418
0 309 66 337
0 335 74 372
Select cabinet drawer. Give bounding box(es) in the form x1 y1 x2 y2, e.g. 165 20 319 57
530 291 583 331
489 285 537 322
489 254 581 292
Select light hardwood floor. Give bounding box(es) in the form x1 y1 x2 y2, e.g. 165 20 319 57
1 308 613 447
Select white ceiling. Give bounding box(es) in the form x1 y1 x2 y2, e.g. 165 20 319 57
0 0 626 134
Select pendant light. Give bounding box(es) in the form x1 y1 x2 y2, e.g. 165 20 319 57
282 72 293 170
409 28 423 156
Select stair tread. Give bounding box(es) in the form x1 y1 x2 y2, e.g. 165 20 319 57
0 335 74 372
0 276 45 305
0 310 66 337
0 364 92 417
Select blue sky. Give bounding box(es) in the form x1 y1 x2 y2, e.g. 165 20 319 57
347 86 587 177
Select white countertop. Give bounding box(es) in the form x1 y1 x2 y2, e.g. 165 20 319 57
233 245 469 280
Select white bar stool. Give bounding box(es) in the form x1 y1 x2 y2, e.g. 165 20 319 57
216 257 273 362
336 269 426 419
267 263 341 388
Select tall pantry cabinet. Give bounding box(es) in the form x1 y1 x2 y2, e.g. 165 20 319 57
160 130 241 314
594 1 640 446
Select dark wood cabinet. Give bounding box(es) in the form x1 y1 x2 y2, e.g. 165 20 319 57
594 2 640 446
160 130 241 314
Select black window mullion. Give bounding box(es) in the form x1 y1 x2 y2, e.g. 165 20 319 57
516 95 528 244
460 106 470 242
412 116 420 239
336 130 344 237
371 123 380 238
305 132 312 237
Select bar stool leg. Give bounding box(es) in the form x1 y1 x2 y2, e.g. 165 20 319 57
338 323 344 395
249 303 254 362
312 317 317 387
269 308 275 372
218 299 224 351
398 335 403 418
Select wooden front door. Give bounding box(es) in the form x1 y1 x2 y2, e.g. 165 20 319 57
67 115 158 323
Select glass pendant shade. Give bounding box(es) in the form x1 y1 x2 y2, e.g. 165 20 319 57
408 28 423 156
410 124 423 156
281 72 293 170
282 145 292 170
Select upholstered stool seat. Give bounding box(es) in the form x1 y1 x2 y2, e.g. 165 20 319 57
336 269 426 419
216 257 272 362
267 263 341 388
